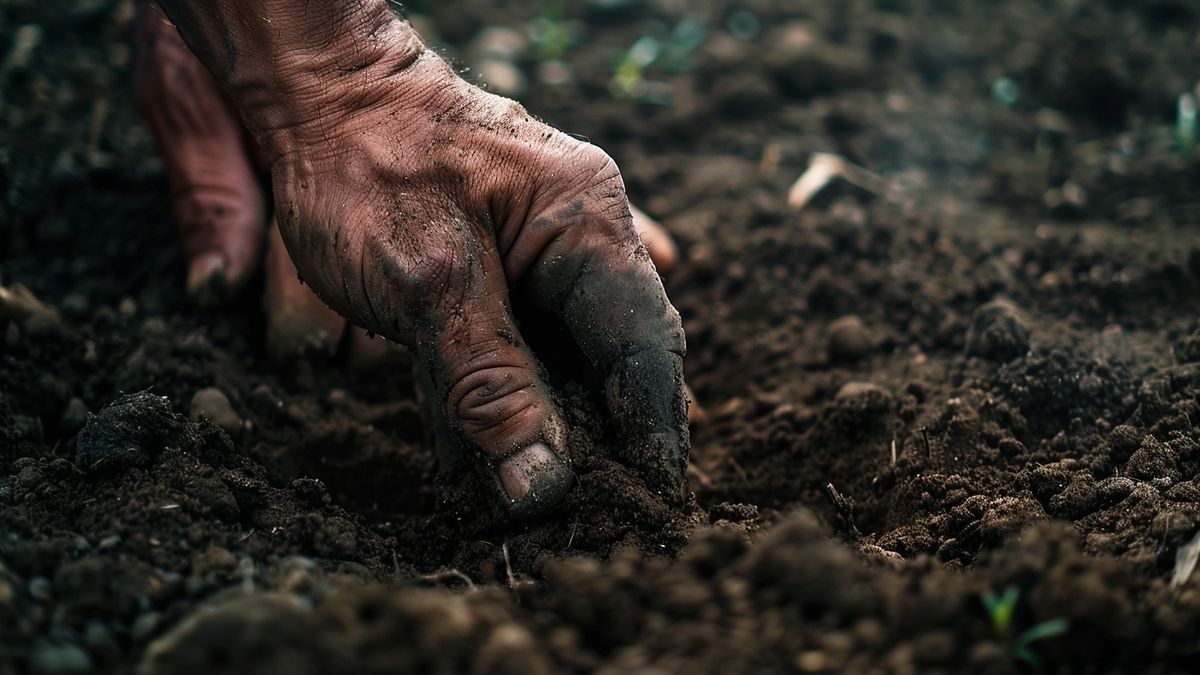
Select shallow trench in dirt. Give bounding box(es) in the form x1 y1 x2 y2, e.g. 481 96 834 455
4 0 1200 673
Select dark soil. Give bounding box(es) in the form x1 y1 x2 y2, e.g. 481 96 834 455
4 0 1200 673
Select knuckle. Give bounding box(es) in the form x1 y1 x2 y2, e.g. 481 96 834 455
538 146 631 239
573 149 631 227
576 146 623 190
447 362 541 446
374 235 465 304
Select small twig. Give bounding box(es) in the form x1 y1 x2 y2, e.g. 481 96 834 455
825 482 862 541
921 427 932 457
566 522 579 550
418 569 477 591
501 542 517 590
890 435 898 468
786 152 897 210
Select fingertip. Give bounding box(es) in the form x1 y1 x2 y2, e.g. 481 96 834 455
606 349 690 488
646 240 679 274
497 442 573 519
631 204 678 273
186 252 228 306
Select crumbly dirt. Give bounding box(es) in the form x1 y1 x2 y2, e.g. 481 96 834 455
4 0 1200 673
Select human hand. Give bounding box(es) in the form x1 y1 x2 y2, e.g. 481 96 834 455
137 3 688 517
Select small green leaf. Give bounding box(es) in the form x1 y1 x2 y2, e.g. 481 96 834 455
1178 92 1197 155
1014 644 1041 669
1017 618 1070 646
982 586 1020 635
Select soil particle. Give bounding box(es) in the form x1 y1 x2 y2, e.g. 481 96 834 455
74 392 185 471
826 315 875 361
188 387 242 438
29 642 92 675
835 381 890 401
1126 436 1181 482
965 299 1030 361
1175 329 1200 363
58 397 88 433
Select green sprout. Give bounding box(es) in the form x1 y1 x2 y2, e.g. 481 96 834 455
982 585 1020 635
1177 92 1197 155
530 15 576 61
981 586 1069 670
658 18 708 73
610 19 708 105
610 34 661 102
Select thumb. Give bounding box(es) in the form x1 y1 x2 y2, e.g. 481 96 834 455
402 238 573 518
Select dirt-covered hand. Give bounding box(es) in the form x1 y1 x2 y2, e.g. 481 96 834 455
133 2 677 368
150 2 689 516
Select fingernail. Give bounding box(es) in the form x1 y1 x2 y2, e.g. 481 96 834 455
186 252 227 300
497 442 572 516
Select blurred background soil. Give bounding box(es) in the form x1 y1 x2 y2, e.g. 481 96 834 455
3 0 1200 672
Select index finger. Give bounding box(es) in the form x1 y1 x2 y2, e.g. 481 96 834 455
511 152 689 493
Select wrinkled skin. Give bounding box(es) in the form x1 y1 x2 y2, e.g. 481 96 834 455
134 3 677 361
136 1 689 517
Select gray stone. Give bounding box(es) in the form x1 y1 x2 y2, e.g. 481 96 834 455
476 59 526 98
30 643 93 675
827 315 874 361
965 299 1030 361
60 397 88 433
189 387 242 438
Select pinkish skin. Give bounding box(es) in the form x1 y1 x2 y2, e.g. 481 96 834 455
137 0 688 516
135 3 678 363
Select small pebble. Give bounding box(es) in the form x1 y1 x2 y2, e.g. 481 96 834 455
5 24 43 73
826 315 874 361
141 318 168 337
189 387 242 438
476 58 526 98
835 381 887 400
536 60 573 86
27 576 52 602
84 622 118 662
30 642 92 675
192 546 237 576
60 293 89 316
59 397 88 433
131 612 161 642
965 299 1029 361
1174 330 1200 364
117 297 137 317
469 26 527 61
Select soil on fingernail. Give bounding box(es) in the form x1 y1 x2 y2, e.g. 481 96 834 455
5 1 1200 674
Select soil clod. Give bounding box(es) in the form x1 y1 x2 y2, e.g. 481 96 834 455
75 392 185 471
965 299 1030 361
